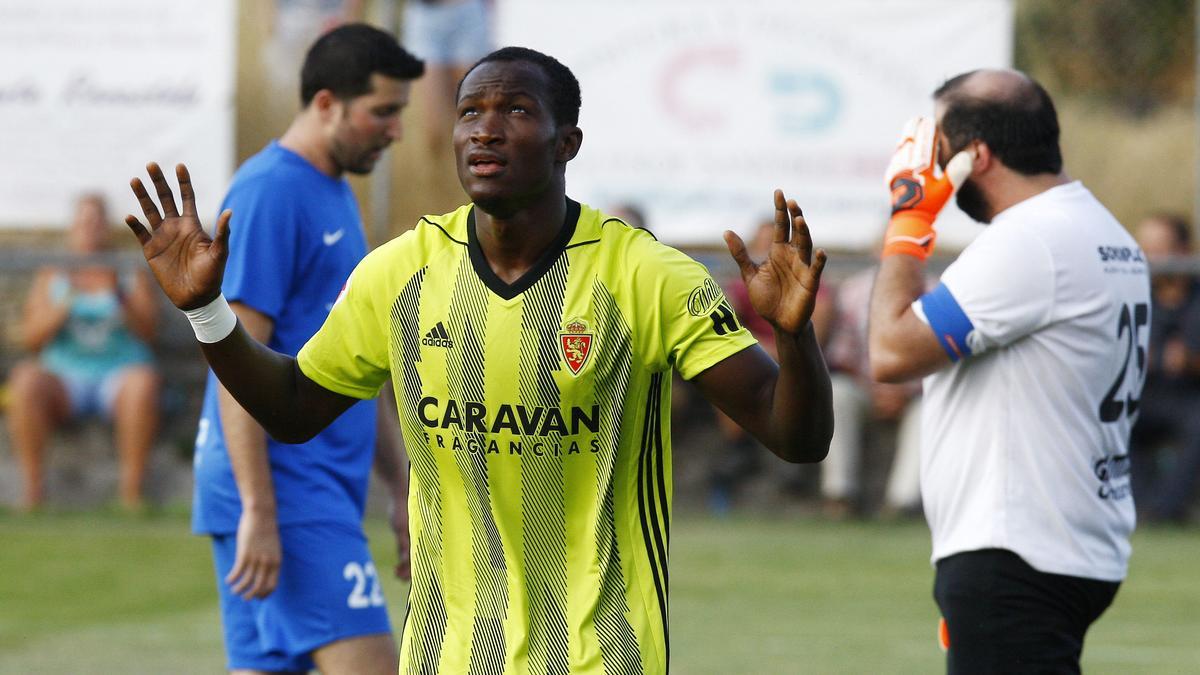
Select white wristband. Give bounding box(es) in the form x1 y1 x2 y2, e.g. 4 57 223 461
182 294 237 343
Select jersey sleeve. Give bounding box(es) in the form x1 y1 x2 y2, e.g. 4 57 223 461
914 223 1055 360
631 240 757 380
297 257 390 400
219 180 300 320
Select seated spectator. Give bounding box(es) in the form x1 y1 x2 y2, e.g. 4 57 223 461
1130 213 1200 522
403 0 494 154
6 194 161 512
823 263 923 519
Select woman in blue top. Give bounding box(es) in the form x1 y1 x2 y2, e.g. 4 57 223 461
7 194 161 511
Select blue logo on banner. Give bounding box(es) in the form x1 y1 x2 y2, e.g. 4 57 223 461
769 70 840 134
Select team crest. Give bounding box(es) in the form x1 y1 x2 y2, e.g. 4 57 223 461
559 318 593 375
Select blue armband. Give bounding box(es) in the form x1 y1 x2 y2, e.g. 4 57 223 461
919 282 974 362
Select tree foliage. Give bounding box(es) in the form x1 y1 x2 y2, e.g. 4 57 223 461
1016 0 1194 115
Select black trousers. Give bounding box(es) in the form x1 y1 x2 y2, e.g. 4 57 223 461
934 549 1120 675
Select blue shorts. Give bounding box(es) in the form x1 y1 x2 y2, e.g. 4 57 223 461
403 0 492 65
52 366 131 419
211 521 394 672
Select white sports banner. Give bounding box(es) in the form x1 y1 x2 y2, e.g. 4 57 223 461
0 0 235 229
496 0 1013 248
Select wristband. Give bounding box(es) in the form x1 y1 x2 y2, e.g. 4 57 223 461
881 212 937 261
182 294 237 343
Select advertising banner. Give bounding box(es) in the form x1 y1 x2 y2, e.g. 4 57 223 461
0 0 235 228
496 0 1012 248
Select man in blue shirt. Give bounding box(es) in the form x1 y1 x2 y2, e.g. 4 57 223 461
192 24 423 674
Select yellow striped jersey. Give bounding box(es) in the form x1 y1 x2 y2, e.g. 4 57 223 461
298 199 756 674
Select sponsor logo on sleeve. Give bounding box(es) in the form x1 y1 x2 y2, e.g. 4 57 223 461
687 278 725 317
687 278 741 336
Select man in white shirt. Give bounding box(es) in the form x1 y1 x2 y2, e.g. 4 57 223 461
868 69 1150 674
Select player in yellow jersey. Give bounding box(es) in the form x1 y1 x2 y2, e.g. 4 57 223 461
126 46 833 674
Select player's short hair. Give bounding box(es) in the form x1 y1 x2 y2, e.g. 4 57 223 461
935 70 1062 176
459 47 582 127
300 23 425 106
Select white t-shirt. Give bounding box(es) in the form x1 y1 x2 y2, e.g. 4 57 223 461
912 181 1150 581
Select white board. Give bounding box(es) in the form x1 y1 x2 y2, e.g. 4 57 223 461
495 0 1013 249
0 0 235 228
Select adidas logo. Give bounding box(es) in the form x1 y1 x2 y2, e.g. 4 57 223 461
422 321 453 348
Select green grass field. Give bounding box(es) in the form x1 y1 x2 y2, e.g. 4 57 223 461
1 511 1197 674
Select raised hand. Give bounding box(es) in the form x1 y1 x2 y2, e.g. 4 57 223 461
724 189 828 335
126 162 231 310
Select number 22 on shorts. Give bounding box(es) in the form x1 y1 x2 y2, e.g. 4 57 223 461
344 560 386 608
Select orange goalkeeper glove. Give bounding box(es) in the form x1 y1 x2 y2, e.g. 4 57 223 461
883 117 974 260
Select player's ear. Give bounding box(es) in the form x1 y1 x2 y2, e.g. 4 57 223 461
971 141 992 174
310 89 341 123
556 126 582 163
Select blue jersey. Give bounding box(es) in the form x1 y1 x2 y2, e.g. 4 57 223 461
192 141 378 535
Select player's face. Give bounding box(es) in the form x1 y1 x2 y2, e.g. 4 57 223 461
68 199 109 253
953 173 991 224
330 74 411 175
935 103 993 224
1135 218 1182 260
453 61 570 216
